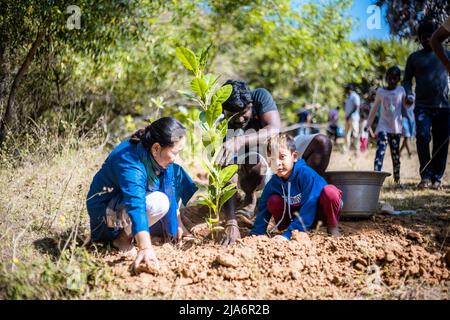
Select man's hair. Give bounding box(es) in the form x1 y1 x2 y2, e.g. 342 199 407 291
222 80 253 112
267 133 296 157
417 20 437 37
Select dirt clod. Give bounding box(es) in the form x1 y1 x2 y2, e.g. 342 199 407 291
216 253 240 268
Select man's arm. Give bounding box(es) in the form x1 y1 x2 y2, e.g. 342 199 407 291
431 26 450 73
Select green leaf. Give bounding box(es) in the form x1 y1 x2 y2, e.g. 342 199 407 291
176 47 198 76
217 119 229 139
220 183 236 195
197 197 216 212
219 188 238 209
199 46 211 72
191 77 208 100
212 84 232 104
204 74 220 89
205 102 222 127
218 164 238 187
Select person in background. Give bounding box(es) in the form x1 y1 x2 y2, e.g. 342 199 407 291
403 20 450 190
344 84 361 152
359 98 371 153
400 101 415 158
366 66 414 185
327 106 341 143
296 104 312 135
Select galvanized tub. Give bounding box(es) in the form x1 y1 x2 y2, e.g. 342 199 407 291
323 171 391 218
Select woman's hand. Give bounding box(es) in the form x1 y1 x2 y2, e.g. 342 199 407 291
132 231 158 273
133 246 159 273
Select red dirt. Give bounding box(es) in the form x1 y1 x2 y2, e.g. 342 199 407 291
103 203 450 299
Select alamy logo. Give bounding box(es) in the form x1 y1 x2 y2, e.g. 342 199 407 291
66 5 81 30
366 5 381 30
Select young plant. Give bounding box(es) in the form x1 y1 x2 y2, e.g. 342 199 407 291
175 46 238 238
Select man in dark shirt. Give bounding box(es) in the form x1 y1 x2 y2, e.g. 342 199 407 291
218 80 332 245
402 20 450 189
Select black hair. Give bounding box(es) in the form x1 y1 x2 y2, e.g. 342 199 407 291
417 20 437 37
222 80 253 112
130 117 186 149
386 65 401 78
345 84 355 91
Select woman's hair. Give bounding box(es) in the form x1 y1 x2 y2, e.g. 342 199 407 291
386 65 401 78
130 117 186 149
222 80 253 112
267 133 296 157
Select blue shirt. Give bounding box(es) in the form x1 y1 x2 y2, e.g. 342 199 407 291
86 140 198 236
251 159 327 240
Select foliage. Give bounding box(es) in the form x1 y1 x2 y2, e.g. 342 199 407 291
0 0 426 150
0 245 112 299
375 0 450 39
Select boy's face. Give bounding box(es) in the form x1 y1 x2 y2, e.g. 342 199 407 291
269 146 298 180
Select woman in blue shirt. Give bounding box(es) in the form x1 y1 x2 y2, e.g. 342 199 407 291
86 117 198 271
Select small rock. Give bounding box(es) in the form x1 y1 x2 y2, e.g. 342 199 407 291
385 251 396 262
221 269 250 280
291 231 310 243
407 231 422 242
354 262 365 271
216 253 240 268
290 270 301 280
354 256 367 267
408 265 420 275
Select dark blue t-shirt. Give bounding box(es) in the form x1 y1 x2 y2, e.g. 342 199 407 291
243 88 278 131
402 49 450 109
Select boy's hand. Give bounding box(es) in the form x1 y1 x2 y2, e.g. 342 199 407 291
272 235 288 241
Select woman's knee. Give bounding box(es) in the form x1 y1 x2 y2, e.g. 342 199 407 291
146 191 170 223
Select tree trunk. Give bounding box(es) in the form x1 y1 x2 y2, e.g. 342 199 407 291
0 19 49 142
0 23 9 114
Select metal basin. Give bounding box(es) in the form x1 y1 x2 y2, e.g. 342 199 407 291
323 171 391 218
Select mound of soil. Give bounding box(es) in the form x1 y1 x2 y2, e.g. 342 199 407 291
104 205 449 299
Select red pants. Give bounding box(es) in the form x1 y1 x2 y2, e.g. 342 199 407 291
266 184 342 230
